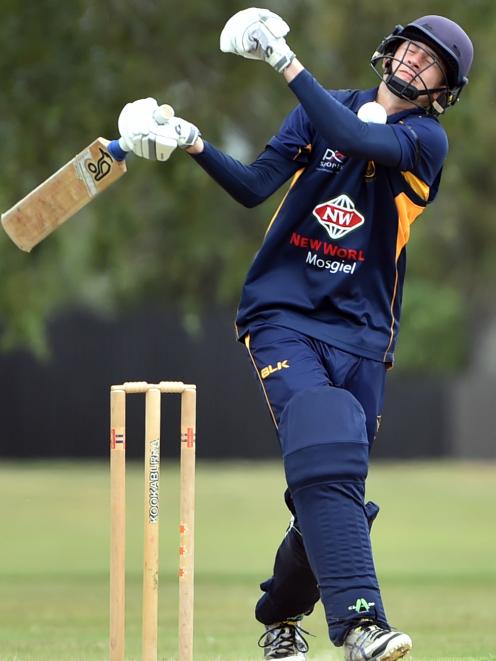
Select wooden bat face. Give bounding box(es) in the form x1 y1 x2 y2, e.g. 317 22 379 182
1 138 127 252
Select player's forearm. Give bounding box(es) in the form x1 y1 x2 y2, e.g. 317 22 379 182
185 138 205 155
190 142 298 208
287 68 402 166
282 57 305 83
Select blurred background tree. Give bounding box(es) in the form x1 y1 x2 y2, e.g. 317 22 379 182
0 0 492 371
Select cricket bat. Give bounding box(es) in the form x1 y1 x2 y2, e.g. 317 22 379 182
1 104 174 252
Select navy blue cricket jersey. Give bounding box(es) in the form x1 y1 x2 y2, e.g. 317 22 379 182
195 69 449 363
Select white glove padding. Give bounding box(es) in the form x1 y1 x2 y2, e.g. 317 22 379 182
220 7 295 73
154 115 201 150
118 97 178 161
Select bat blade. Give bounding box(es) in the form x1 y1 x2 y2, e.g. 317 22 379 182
1 138 127 252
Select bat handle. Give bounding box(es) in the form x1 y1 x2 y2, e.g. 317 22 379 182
107 104 175 162
107 139 128 161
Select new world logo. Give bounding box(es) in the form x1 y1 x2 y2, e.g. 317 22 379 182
312 194 365 240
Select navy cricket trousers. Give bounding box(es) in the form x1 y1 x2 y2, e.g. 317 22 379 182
243 323 388 645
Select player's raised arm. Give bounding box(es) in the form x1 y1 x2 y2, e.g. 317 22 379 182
219 8 401 166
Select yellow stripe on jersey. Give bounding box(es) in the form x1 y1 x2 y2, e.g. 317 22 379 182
293 143 313 161
394 191 426 260
401 171 430 201
383 269 399 363
383 189 429 360
265 167 306 237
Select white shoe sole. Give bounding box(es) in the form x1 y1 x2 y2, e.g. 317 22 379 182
376 635 412 660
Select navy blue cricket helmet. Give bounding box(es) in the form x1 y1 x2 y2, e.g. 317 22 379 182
371 15 474 115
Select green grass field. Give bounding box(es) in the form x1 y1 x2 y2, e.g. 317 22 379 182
0 461 495 661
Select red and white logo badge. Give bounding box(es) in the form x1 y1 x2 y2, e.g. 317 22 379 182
313 194 365 240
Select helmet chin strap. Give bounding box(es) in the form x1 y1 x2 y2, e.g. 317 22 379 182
386 74 421 100
385 74 446 102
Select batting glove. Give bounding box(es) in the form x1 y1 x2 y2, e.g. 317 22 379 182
118 98 178 161
220 7 295 73
155 116 201 150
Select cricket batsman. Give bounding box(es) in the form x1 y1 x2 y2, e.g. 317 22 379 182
116 9 473 660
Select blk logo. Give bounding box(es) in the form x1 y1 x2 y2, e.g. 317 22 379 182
261 360 289 380
313 194 365 240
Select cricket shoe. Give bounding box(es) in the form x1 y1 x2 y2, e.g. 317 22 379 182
343 620 412 661
258 617 310 659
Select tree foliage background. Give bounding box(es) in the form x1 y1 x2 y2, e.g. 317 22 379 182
0 0 493 371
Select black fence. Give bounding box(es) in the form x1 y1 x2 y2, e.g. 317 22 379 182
0 307 452 460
